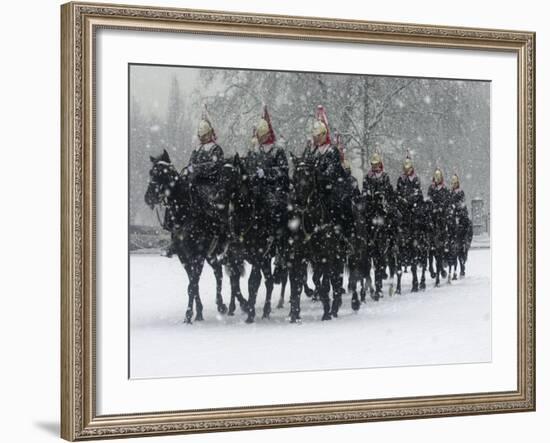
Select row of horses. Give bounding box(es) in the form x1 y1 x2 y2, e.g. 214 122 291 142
145 149 473 324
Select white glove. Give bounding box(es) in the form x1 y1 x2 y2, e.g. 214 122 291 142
256 168 265 178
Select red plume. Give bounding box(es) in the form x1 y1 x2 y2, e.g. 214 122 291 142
335 131 345 163
201 104 217 142
261 104 276 145
315 105 331 144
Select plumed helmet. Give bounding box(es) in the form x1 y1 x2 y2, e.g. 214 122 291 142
312 120 327 137
312 105 331 143
433 168 444 184
256 105 276 144
370 152 383 166
197 104 216 141
256 118 270 139
198 119 213 138
451 173 460 188
403 157 414 174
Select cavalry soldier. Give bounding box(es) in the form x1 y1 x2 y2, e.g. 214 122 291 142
184 106 226 255
449 173 472 279
396 155 423 210
427 168 453 282
362 152 395 299
250 105 290 256
395 154 424 291
450 173 466 210
362 152 394 208
304 105 349 319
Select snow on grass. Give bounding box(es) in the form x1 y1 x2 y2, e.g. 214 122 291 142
130 249 491 379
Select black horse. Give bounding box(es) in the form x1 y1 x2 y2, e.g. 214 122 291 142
450 206 474 279
144 149 229 323
222 154 278 323
427 193 454 287
282 156 328 322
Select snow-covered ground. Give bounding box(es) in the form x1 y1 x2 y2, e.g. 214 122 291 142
130 249 491 379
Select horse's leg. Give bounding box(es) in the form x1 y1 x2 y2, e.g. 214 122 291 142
411 263 419 292
289 262 305 323
394 245 403 295
396 260 402 295
420 251 427 290
208 258 227 314
183 261 201 323
428 247 437 278
460 245 467 277
319 265 332 321
277 269 288 309
246 264 262 323
387 250 396 297
330 262 344 317
304 263 315 298
434 251 441 287
372 254 383 301
365 256 375 297
193 260 205 321
312 265 322 301
261 258 274 319
350 262 360 311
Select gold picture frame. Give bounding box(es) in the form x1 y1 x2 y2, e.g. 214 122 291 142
61 1 536 440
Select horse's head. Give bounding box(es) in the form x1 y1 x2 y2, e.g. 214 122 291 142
144 149 181 209
291 155 316 208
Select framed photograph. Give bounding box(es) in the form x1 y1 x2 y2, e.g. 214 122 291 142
61 2 536 440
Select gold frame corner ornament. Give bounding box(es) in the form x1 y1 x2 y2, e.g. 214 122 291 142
60 1 536 441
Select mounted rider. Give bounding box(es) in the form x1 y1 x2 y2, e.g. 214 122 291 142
395 153 424 291
362 152 395 298
450 173 467 212
427 168 454 279
183 105 226 255
396 154 423 213
428 168 452 222
303 105 350 235
248 105 290 258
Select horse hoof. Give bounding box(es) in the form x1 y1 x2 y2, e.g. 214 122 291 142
351 296 360 311
227 303 236 316
276 299 284 309
452 273 458 281
411 286 418 293
441 270 448 278
218 303 228 314
246 308 256 324
396 288 401 295
185 310 193 324
195 312 204 321
430 271 436 279
240 302 249 313
321 313 332 321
